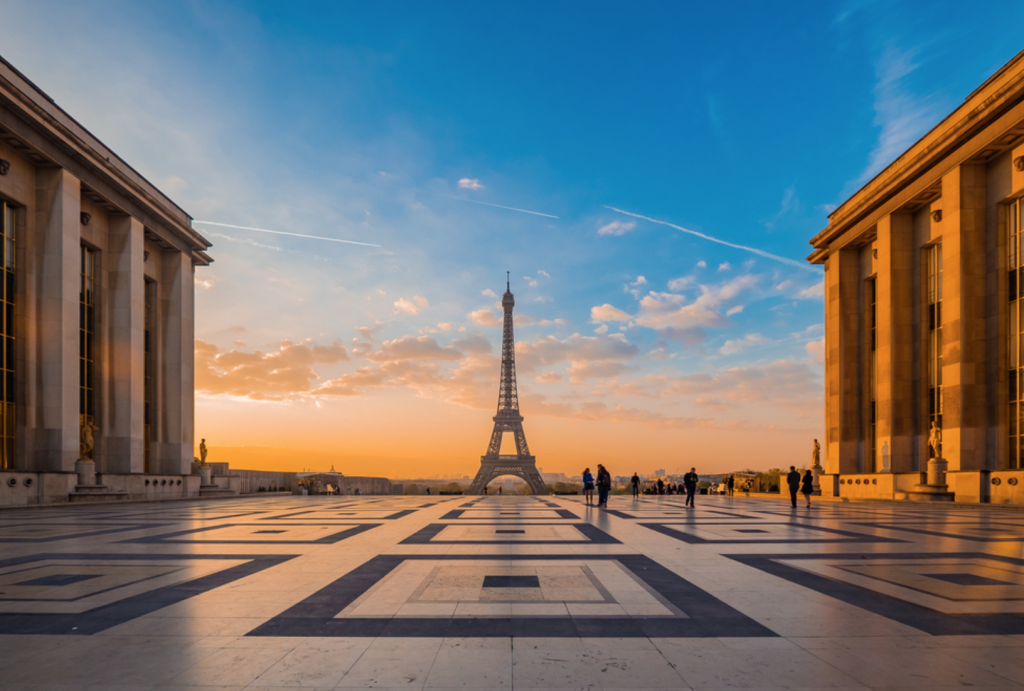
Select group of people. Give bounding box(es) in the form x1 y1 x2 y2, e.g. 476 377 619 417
577 466 816 508
581 465 612 506
787 466 815 508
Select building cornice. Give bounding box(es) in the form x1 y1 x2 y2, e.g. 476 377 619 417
810 48 1024 256
0 55 212 265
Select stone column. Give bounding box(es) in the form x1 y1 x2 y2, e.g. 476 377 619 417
103 215 145 474
825 246 861 474
940 164 987 471
34 168 80 472
157 250 194 475
875 213 915 473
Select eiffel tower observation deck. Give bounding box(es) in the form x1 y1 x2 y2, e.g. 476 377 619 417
468 275 546 495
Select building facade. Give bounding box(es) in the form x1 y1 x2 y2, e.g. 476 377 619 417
809 50 1024 504
0 56 212 505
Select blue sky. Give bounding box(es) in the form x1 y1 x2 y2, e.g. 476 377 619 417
3 1 1023 475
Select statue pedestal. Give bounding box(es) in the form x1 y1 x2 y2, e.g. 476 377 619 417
926 457 948 487
811 464 823 496
75 459 97 487
198 465 212 486
899 457 954 502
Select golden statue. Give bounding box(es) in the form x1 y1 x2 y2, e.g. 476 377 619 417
199 438 208 465
811 439 821 467
79 420 96 460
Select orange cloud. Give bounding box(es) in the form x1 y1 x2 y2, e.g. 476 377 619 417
196 338 349 401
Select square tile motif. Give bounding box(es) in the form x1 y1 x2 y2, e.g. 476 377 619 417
731 551 1024 635
400 522 619 544
123 522 379 544
639 521 899 544
0 522 163 542
0 553 292 634
249 553 773 638
439 508 580 520
854 520 1024 541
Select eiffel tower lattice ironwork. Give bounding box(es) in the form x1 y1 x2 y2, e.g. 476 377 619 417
469 275 546 495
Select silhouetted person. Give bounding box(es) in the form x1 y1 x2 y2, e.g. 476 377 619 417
582 467 595 505
596 464 611 507
727 475 734 496
657 478 664 495
787 466 801 508
683 468 698 507
631 472 640 498
801 469 814 508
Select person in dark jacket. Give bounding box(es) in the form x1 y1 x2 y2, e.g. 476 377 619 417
727 475 734 496
630 472 640 498
683 468 699 507
786 466 801 508
582 468 595 505
596 464 611 507
800 469 814 508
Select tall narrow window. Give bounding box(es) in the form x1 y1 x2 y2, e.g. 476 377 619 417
927 243 943 442
80 246 96 438
1009 200 1023 469
867 278 877 470
0 202 14 469
144 279 155 473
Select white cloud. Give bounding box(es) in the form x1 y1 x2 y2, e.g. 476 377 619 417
796 281 825 299
718 262 731 271
806 337 825 364
726 305 744 316
458 178 485 190
591 304 633 322
413 295 428 308
537 270 550 279
481 289 498 298
597 220 637 236
630 276 647 286
437 322 452 332
719 333 771 355
469 309 501 327
854 44 943 188
393 298 420 315
634 274 758 342
195 277 215 290
535 371 562 383
667 276 695 291
696 260 707 268
594 324 609 334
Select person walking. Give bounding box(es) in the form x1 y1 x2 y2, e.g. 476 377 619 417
657 478 665 495
786 466 801 508
596 464 611 507
582 468 595 505
683 468 698 507
801 469 814 508
630 472 640 498
727 475 734 496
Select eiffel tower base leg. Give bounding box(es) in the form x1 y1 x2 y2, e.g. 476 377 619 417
469 456 546 495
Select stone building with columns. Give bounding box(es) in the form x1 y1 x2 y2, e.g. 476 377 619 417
809 49 1024 504
0 57 214 506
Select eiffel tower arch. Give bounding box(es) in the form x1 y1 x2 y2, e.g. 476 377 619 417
469 276 546 495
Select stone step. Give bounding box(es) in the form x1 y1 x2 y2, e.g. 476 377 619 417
69 490 129 503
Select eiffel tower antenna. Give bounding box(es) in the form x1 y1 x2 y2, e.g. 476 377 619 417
468 276 546 495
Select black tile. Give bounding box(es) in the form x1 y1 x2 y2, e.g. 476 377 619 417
928 573 1013 587
14 574 100 587
483 575 539 588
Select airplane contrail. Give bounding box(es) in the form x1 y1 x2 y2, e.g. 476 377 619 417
605 206 816 272
431 194 559 219
192 221 382 248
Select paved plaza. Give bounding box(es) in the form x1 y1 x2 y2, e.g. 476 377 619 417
1 494 1024 690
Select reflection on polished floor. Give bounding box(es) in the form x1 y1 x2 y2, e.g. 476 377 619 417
2 493 1024 690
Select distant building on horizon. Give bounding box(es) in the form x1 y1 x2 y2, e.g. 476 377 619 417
809 48 1024 504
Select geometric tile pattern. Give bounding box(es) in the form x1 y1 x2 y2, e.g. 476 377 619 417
4 493 1024 689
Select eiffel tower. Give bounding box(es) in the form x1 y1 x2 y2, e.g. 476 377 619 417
469 275 546 495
